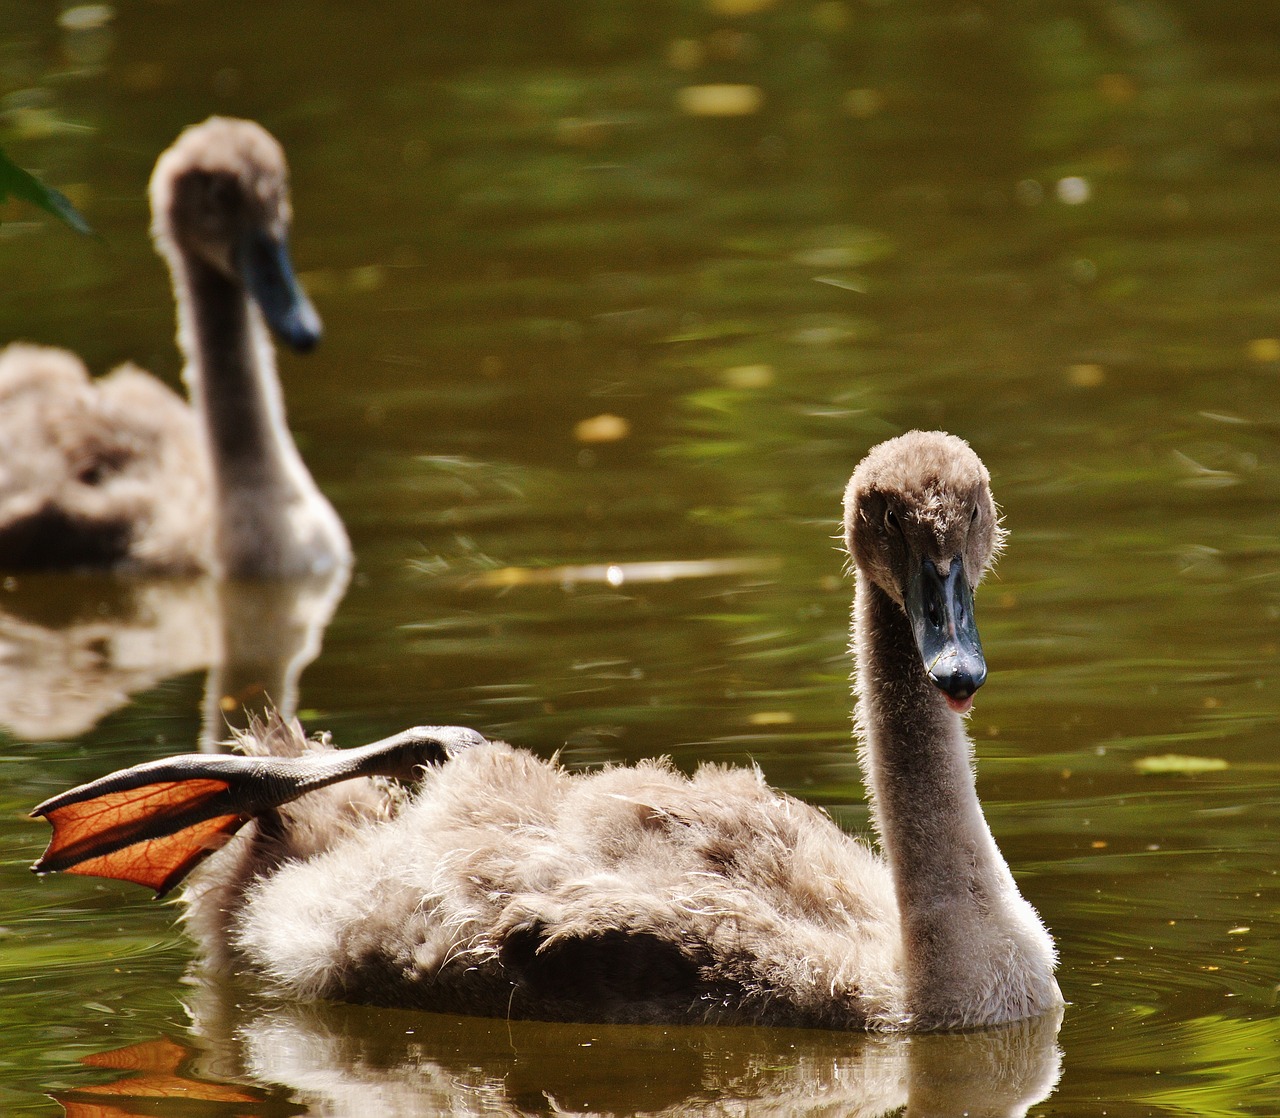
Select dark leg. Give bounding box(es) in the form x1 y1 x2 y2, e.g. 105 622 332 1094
31 725 487 896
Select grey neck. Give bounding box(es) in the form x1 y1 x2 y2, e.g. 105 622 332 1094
854 576 1055 1027
182 255 291 495
168 249 346 579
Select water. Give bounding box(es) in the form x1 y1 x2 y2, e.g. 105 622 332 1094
2 1 1278 1113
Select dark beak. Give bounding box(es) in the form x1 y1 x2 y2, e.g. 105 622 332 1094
904 556 987 710
240 230 323 353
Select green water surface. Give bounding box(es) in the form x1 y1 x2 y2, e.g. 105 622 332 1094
1 1 1277 1114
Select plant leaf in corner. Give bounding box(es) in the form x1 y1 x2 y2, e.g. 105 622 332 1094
0 147 93 235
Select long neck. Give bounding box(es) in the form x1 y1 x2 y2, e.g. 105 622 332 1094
170 252 348 579
854 576 1059 1028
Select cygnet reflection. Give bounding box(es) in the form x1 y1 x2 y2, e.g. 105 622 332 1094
53 975 1062 1118
0 565 347 747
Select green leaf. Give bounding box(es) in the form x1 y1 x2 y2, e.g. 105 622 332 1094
0 147 92 235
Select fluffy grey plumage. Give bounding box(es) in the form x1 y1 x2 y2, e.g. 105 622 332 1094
0 344 207 570
184 717 904 1028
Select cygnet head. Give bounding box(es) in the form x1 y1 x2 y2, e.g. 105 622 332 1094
844 430 1006 712
149 116 322 352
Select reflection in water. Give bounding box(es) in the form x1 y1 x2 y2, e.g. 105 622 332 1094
0 566 348 747
53 1038 268 1115
201 569 350 749
56 981 1061 1118
0 575 214 741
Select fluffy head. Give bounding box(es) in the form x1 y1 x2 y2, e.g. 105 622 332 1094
843 430 1004 606
149 116 293 277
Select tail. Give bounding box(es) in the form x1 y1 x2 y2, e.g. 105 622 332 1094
31 722 488 897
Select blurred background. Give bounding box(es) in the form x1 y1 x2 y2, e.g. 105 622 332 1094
1 1 1277 1114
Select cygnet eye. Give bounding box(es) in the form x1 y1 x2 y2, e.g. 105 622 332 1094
197 174 240 225
884 506 900 534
